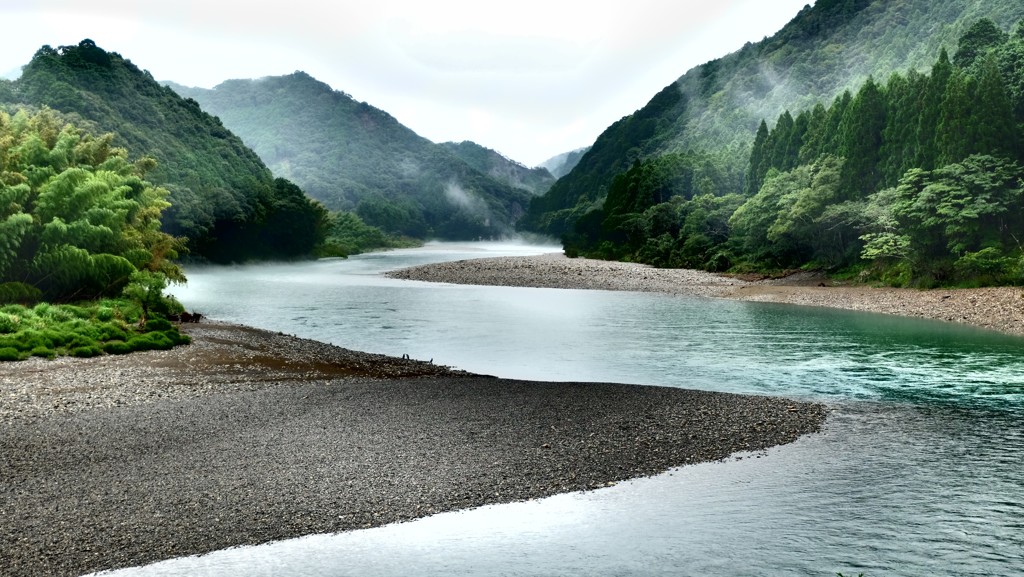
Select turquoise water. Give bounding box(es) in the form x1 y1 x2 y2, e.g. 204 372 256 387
97 242 1024 577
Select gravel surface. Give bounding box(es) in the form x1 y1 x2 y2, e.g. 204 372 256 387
387 253 1024 336
0 322 826 577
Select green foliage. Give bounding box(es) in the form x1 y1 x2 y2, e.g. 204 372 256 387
317 210 420 257
169 73 535 240
521 0 1024 240
0 298 190 362
3 41 326 262
861 155 1024 285
440 141 556 196
0 108 186 301
0 282 42 305
558 18 1024 287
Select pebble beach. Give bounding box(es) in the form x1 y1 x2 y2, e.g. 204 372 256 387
1 322 826 577
387 252 1024 337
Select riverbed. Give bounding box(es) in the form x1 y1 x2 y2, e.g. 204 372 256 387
100 242 1024 577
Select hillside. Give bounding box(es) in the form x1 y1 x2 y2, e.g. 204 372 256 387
561 17 1024 287
439 141 555 196
0 40 327 262
521 0 1024 238
169 73 535 239
540 147 590 179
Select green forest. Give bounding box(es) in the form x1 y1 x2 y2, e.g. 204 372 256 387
544 16 1024 287
170 73 542 240
0 40 330 263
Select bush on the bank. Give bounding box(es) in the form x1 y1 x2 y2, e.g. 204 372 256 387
0 283 42 306
0 299 191 361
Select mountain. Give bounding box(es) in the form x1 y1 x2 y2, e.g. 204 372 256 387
0 40 328 263
521 0 1024 238
439 141 555 195
168 73 535 240
557 15 1024 287
540 147 590 179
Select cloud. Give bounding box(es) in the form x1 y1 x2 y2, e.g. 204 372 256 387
0 1 811 167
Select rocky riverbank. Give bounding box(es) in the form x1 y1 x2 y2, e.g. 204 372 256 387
0 322 826 577
387 253 1024 337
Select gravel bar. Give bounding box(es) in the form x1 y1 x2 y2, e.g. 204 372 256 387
387 253 1024 336
1 322 826 577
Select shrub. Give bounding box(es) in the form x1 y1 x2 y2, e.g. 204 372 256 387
102 340 133 355
0 297 193 362
0 282 42 305
95 306 115 321
0 312 20 334
95 323 128 342
71 345 103 358
30 346 55 359
144 318 174 332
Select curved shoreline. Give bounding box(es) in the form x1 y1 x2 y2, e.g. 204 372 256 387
0 322 826 577
386 253 1024 337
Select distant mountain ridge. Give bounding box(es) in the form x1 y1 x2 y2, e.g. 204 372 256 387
169 73 537 239
522 0 1024 237
439 140 555 196
540 147 590 179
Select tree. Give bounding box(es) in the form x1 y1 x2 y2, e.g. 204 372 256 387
0 108 185 301
838 77 886 198
863 155 1024 284
953 18 1009 68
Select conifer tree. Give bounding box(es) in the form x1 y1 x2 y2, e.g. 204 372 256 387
838 77 886 198
917 48 953 170
745 120 771 195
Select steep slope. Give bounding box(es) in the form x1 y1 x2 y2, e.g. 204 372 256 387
1 40 327 262
540 147 590 179
522 0 1024 237
169 73 534 239
562 19 1024 287
439 141 555 196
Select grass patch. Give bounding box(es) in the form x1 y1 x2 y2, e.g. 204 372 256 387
0 299 191 362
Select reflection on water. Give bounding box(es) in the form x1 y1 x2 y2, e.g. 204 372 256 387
96 242 1024 577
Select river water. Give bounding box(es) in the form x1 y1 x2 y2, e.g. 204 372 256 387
96 242 1024 577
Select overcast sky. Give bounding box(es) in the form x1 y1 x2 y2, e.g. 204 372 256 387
1 1 811 167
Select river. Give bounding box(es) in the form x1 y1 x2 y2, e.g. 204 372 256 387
95 242 1024 577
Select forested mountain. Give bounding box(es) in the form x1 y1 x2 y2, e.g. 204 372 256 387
540 147 590 179
522 0 1024 239
438 141 555 196
0 40 328 263
563 17 1024 287
169 73 535 239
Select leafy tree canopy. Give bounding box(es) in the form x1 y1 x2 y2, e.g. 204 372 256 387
0 107 184 301
2 40 328 262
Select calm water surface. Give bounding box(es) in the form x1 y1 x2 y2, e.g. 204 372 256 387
96 242 1024 577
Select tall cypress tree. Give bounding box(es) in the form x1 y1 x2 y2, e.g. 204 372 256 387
768 111 797 172
936 69 974 166
838 77 887 198
917 48 953 170
970 54 1018 158
745 120 770 195
881 70 928 188
798 102 830 165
